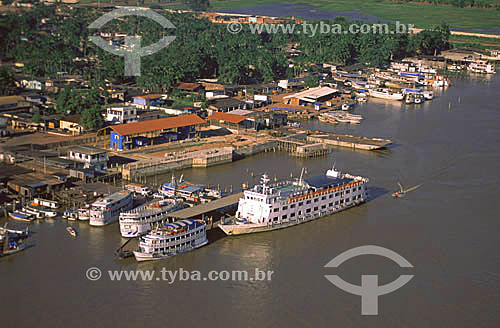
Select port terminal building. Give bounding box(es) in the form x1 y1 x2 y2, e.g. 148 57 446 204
101 114 206 151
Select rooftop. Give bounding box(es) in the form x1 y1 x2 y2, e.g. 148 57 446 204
60 114 82 124
0 96 24 106
133 94 164 100
67 145 108 155
176 82 203 91
109 114 206 136
283 86 338 101
207 112 248 124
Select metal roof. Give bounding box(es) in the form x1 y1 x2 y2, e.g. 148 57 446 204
110 114 205 136
283 87 338 100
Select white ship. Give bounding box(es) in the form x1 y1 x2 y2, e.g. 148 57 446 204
368 88 404 100
219 165 369 236
89 192 133 226
119 199 184 237
133 219 208 262
467 61 496 74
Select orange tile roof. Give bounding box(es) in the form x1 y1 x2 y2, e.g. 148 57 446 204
110 114 205 136
176 82 202 91
207 112 247 124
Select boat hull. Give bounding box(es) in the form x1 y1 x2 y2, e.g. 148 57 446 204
133 238 208 262
219 202 364 236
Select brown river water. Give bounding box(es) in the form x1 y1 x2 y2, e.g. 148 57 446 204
1 74 499 327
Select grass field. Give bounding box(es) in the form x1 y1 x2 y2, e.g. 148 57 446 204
210 0 500 31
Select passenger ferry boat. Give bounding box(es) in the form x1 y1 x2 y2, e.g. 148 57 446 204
368 88 404 100
89 192 133 226
119 199 183 237
219 165 369 236
133 219 208 262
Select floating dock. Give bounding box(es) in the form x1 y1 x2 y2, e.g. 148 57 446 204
306 133 392 150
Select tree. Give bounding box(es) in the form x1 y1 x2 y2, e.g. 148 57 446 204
80 104 104 131
181 0 210 11
0 67 16 96
304 75 318 88
32 113 42 123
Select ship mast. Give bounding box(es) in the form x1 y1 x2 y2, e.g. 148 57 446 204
261 174 270 194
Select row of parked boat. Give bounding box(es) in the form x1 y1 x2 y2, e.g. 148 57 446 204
8 198 59 222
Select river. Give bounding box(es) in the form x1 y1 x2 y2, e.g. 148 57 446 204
1 74 499 327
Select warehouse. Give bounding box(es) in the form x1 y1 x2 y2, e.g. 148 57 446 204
106 114 206 151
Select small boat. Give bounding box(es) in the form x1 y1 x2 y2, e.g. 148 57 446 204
22 207 45 219
342 103 353 111
392 181 423 198
423 90 434 100
28 204 58 217
63 208 78 221
405 94 414 104
8 210 35 222
1 239 26 257
78 207 90 221
66 226 77 237
414 94 423 104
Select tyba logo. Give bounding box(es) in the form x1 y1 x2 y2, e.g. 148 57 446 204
324 245 414 315
88 7 176 76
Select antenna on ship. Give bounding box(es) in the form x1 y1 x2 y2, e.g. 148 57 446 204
298 168 305 185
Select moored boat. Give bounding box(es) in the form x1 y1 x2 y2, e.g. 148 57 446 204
89 192 134 226
368 88 404 101
1 229 27 257
219 165 369 236
119 198 183 237
133 219 208 261
8 210 35 222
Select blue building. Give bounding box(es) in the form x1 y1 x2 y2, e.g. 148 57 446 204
133 94 164 108
107 114 206 151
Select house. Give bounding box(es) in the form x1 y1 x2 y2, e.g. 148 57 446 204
207 112 255 132
175 82 205 95
107 114 206 151
7 174 66 198
105 105 137 124
19 79 44 90
0 96 30 113
59 114 84 135
133 94 164 108
208 97 247 114
67 146 108 172
2 112 44 131
136 109 165 122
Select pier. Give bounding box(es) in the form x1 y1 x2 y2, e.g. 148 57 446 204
169 192 243 229
306 133 392 150
121 147 233 181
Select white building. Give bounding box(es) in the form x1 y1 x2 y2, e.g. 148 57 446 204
67 146 108 172
105 105 137 124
